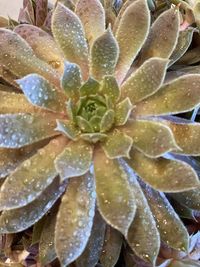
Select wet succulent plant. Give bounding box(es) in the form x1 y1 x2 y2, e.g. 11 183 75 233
1 0 200 266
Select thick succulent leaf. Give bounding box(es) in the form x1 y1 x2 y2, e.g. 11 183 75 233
100 109 115 132
178 46 200 66
126 150 199 192
32 217 46 245
172 199 195 221
0 137 67 210
52 3 89 80
14 25 64 73
0 29 60 87
135 74 200 117
56 119 79 140
90 27 119 81
79 77 100 96
122 120 178 158
115 0 150 84
171 188 200 210
94 148 136 236
0 16 9 27
100 76 120 103
141 182 189 251
0 67 19 88
17 74 66 113
76 210 106 267
80 133 107 143
0 177 66 233
137 8 179 65
102 130 133 159
100 226 122 267
170 260 200 267
0 114 57 148
115 97 133 126
55 172 96 266
35 0 48 27
75 0 105 46
76 116 94 133
120 58 168 104
61 61 82 99
123 161 160 265
55 139 93 180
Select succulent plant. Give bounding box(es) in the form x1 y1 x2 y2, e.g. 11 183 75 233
1 0 200 266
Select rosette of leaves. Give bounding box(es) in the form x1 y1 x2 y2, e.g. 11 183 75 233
1 0 200 266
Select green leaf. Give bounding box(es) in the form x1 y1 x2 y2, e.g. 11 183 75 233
17 74 66 113
56 119 79 140
79 77 100 96
55 139 93 181
52 3 89 80
61 61 82 99
80 133 107 143
100 109 115 132
94 148 136 236
90 27 119 81
14 24 64 72
32 216 46 245
123 120 178 157
136 75 200 117
123 161 160 265
0 177 66 233
115 0 150 84
76 210 106 267
141 182 189 251
75 0 105 46
0 29 60 87
120 58 168 104
100 76 120 103
77 116 94 133
115 97 133 126
0 137 67 210
126 150 200 192
0 114 57 148
102 130 133 159
55 172 96 266
100 226 122 267
171 188 200 210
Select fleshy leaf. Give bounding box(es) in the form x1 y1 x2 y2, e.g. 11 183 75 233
75 0 105 45
94 148 136 236
171 188 200 210
61 61 82 99
32 217 46 245
0 137 67 210
55 172 96 266
100 76 120 103
102 130 133 159
100 109 115 132
17 74 66 113
126 150 199 192
115 97 133 126
141 182 189 251
0 177 66 233
0 114 57 148
136 74 200 117
122 161 160 265
80 133 107 143
137 8 179 65
90 27 119 81
0 29 60 87
79 77 100 96
35 0 48 27
76 210 106 267
55 139 93 180
122 120 178 157
52 3 89 80
120 58 168 104
14 25 64 72
77 116 94 133
56 119 79 140
115 0 150 84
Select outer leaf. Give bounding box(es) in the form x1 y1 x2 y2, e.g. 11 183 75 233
14 25 64 73
0 29 60 87
0 137 67 210
120 58 168 104
100 109 115 132
123 161 160 265
0 114 57 148
80 133 107 143
171 188 200 210
126 150 199 192
76 210 106 267
115 97 133 126
17 74 66 113
100 76 120 103
94 148 136 236
55 139 93 180
90 27 119 81
135 75 200 117
35 0 48 27
52 3 89 80
56 119 79 140
75 0 105 45
100 226 122 267
55 172 96 266
0 177 66 233
115 0 150 84
122 120 178 158
141 182 189 251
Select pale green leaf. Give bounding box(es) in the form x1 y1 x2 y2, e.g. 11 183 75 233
115 97 133 126
79 77 100 96
100 109 115 132
100 75 120 103
80 133 107 143
171 188 200 210
77 116 94 133
56 119 79 140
